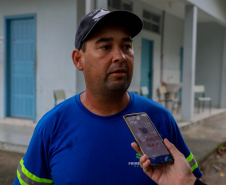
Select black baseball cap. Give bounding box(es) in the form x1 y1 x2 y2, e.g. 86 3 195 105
74 8 143 50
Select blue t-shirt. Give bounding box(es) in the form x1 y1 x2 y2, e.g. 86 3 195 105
14 92 202 185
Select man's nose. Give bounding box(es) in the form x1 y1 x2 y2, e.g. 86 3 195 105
112 48 126 63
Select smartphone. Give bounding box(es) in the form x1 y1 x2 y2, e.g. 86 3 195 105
123 112 174 167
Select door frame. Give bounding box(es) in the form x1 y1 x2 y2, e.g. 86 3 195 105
4 14 36 121
179 47 183 104
141 38 154 99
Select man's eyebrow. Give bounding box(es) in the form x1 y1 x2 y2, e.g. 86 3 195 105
95 37 133 44
123 37 133 42
95 37 113 44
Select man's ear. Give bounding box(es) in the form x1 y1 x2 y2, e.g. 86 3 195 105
72 49 84 71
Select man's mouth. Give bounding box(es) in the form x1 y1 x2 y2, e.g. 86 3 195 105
110 68 127 74
110 68 127 77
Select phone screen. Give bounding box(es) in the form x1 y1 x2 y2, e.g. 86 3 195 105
124 113 174 166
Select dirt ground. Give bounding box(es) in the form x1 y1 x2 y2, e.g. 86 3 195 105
0 150 24 185
200 144 226 185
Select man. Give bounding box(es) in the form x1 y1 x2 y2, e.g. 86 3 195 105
14 9 204 185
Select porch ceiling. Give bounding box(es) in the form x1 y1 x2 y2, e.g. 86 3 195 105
140 0 217 23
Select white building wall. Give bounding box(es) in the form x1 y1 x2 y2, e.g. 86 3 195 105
36 0 77 121
196 22 225 107
76 0 86 94
220 31 226 108
0 0 78 122
163 13 184 83
187 0 226 26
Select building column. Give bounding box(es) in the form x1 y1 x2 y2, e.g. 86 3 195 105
181 5 197 121
85 0 108 12
96 0 108 9
220 31 226 108
85 0 96 13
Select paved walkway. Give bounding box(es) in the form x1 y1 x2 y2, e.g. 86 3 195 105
0 118 35 153
181 111 226 162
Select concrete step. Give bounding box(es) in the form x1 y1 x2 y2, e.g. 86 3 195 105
0 118 36 153
0 142 28 154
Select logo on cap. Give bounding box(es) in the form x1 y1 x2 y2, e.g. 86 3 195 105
92 9 110 22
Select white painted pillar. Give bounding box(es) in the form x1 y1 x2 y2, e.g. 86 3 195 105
85 0 108 13
96 0 108 9
220 31 226 108
85 0 96 13
181 5 197 121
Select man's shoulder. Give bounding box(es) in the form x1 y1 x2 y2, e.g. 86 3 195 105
131 92 168 112
45 95 76 116
129 92 175 126
36 95 78 129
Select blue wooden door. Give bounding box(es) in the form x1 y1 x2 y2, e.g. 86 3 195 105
9 17 36 120
141 39 153 98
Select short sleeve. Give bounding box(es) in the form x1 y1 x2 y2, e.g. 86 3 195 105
13 115 54 185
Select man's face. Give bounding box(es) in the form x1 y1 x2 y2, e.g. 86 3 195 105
80 25 134 95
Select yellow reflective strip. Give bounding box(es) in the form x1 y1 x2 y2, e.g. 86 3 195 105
186 152 193 163
191 162 198 172
17 169 29 185
20 159 54 184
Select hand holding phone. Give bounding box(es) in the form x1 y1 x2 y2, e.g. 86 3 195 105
132 139 197 185
123 112 174 167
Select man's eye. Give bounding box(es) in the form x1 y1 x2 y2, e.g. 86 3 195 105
124 44 132 50
100 45 111 50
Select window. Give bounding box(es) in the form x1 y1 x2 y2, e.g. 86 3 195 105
108 0 133 11
143 10 161 34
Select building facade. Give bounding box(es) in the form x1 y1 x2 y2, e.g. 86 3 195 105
0 0 226 122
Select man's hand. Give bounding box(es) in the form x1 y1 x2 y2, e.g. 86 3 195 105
131 138 196 185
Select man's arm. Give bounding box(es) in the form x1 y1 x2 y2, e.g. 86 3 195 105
132 138 207 185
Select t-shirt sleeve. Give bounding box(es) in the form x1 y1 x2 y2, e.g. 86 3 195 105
166 114 202 178
13 114 54 185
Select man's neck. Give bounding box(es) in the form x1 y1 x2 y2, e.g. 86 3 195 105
80 91 130 116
